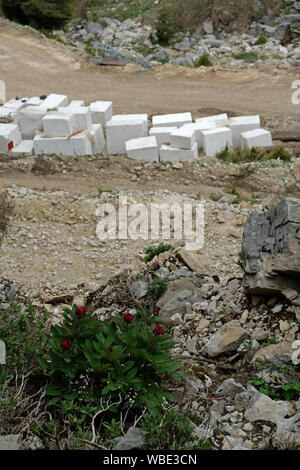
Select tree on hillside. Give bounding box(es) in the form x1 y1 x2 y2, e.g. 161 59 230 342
2 0 76 29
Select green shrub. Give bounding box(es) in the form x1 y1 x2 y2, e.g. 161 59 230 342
255 34 268 46
215 145 292 164
144 242 172 263
155 5 179 45
141 409 211 450
233 52 268 63
147 277 168 300
38 305 184 413
193 54 212 67
2 0 75 29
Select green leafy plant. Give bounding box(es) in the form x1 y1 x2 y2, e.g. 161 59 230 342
233 52 268 63
155 5 179 45
193 54 212 67
250 378 300 401
144 242 172 262
141 409 211 450
254 35 268 46
38 305 184 413
146 277 168 300
216 145 292 164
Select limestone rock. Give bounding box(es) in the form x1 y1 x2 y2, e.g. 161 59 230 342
251 342 294 363
156 279 203 322
202 320 249 357
0 434 23 450
242 198 300 294
113 426 145 450
215 378 245 398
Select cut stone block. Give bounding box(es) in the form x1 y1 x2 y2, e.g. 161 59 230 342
159 142 198 162
58 106 93 131
149 126 177 146
25 97 43 107
90 124 105 154
41 93 68 110
152 112 192 128
240 128 272 148
0 107 16 120
106 120 145 155
4 99 27 112
0 123 22 153
17 106 47 139
34 132 93 156
11 140 34 156
181 122 217 148
90 101 113 126
201 127 232 157
170 127 196 149
229 115 260 148
196 113 228 128
42 112 76 137
125 136 159 162
112 114 148 133
69 100 85 107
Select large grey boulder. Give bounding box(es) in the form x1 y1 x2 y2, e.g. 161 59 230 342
156 278 203 322
202 320 249 358
242 198 300 294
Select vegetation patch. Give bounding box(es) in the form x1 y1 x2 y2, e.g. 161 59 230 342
215 145 293 164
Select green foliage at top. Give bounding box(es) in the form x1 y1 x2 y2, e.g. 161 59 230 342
144 242 172 262
215 144 292 163
155 5 180 45
193 54 213 67
141 409 211 450
255 34 268 45
38 305 184 413
2 0 76 29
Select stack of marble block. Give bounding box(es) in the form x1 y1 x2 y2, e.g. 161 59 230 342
0 93 273 161
122 112 272 163
0 93 111 156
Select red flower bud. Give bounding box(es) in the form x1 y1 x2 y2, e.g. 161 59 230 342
153 325 164 336
108 346 113 352
124 313 134 323
61 340 72 350
153 307 160 315
76 306 87 316
8 141 14 151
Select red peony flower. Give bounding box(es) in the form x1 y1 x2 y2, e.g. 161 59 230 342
153 307 160 315
153 325 164 336
124 313 134 323
108 346 113 352
61 340 72 350
76 306 87 316
8 141 14 151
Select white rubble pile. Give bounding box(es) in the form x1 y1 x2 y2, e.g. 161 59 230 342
0 94 272 159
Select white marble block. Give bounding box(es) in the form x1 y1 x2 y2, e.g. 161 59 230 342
41 93 68 110
42 112 76 137
240 128 272 148
152 112 192 128
17 106 47 139
106 120 145 155
11 140 34 156
149 126 177 146
126 136 159 162
0 123 22 153
196 113 228 128
33 132 93 156
90 101 113 126
181 122 217 148
58 107 93 131
112 114 148 133
201 127 232 157
229 115 260 148
90 124 105 154
170 127 196 149
159 142 198 162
